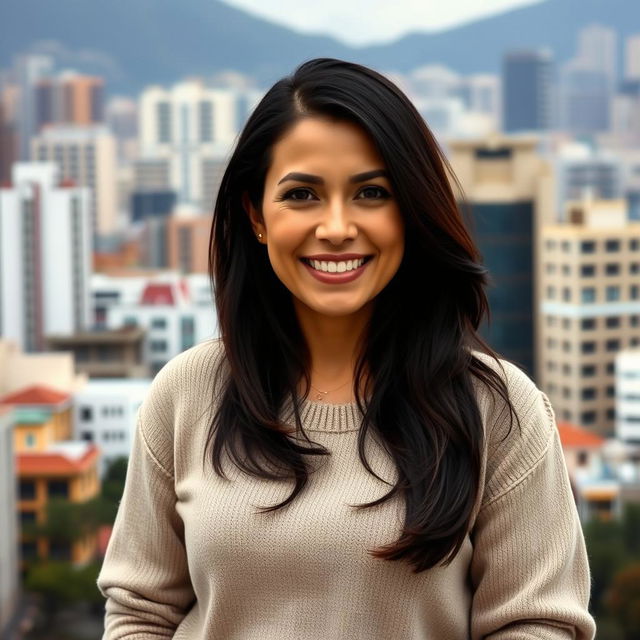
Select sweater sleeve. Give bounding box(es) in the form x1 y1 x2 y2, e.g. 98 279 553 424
96 360 196 638
469 385 596 640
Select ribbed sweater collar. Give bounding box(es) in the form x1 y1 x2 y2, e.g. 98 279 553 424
279 396 365 433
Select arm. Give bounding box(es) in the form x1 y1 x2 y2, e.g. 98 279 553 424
469 389 596 640
96 378 196 637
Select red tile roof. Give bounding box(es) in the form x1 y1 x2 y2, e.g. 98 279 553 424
17 444 99 476
0 385 70 407
557 421 605 449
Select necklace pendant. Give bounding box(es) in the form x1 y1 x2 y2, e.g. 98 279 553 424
315 390 328 401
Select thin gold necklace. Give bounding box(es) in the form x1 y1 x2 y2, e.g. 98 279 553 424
309 378 351 402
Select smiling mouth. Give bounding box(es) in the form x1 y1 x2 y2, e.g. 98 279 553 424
300 255 374 273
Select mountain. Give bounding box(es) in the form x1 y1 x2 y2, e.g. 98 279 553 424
1 0 638 96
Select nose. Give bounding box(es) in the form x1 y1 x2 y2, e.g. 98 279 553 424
315 200 358 245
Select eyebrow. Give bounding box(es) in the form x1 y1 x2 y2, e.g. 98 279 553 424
276 169 389 186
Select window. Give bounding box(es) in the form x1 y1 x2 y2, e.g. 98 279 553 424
577 451 589 466
606 317 620 328
606 362 615 374
562 288 571 302
19 481 36 500
151 317 167 329
49 541 71 561
581 411 596 425
80 431 94 442
581 287 596 303
630 238 639 251
605 239 620 252
581 241 595 254
582 365 596 376
47 481 69 499
582 388 596 400
631 285 639 300
123 316 138 327
150 339 168 353
607 408 616 420
581 318 596 330
25 433 36 448
581 341 596 354
605 263 619 275
20 510 37 525
606 339 620 351
21 541 38 559
581 265 595 277
546 286 556 299
606 286 619 301
80 406 93 421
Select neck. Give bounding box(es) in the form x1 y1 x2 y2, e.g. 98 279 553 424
294 300 371 387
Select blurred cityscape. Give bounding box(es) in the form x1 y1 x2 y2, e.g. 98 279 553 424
1 5 640 640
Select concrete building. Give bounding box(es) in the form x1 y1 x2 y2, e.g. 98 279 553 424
0 163 92 352
137 79 261 210
166 215 211 274
553 143 623 216
502 50 555 133
447 133 554 378
0 339 87 397
34 71 104 129
1 385 100 567
539 196 640 437
0 406 20 638
31 124 117 240
616 349 640 444
91 271 218 375
0 82 20 184
14 54 54 161
73 378 151 477
46 326 149 378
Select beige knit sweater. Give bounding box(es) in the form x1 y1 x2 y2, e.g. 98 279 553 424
97 337 596 639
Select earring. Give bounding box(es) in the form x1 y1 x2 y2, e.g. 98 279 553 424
257 233 263 241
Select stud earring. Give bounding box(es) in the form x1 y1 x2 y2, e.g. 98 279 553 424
257 233 263 241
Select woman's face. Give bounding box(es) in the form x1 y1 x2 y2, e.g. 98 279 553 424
245 116 405 322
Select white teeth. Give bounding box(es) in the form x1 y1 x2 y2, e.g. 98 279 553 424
307 258 367 273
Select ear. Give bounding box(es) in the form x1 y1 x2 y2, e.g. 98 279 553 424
242 192 266 242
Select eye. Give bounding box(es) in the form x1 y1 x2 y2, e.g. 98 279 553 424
277 188 316 202
357 185 390 200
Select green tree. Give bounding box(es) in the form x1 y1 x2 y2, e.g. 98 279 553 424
101 456 128 503
604 563 640 640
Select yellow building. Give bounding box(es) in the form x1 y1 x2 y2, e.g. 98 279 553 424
1 385 100 567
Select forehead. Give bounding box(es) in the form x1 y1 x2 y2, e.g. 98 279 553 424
267 117 384 177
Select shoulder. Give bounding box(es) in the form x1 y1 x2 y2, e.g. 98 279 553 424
137 338 228 470
469 349 557 507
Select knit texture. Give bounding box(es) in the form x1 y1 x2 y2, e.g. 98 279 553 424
97 338 596 639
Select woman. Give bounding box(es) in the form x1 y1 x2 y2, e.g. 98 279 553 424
97 58 596 639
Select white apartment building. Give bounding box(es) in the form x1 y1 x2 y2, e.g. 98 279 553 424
539 196 640 437
91 271 218 375
73 378 151 477
0 163 92 352
137 79 262 210
31 123 117 240
616 349 640 444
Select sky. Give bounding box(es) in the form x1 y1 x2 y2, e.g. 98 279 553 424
220 0 547 47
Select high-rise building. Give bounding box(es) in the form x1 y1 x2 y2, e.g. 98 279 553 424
14 54 54 161
554 144 623 216
31 124 117 240
0 163 92 352
539 196 640 437
502 50 555 133
137 79 261 210
35 71 105 130
575 24 618 86
0 82 20 184
624 34 640 82
447 133 554 377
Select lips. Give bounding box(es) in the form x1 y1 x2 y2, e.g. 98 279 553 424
300 255 373 284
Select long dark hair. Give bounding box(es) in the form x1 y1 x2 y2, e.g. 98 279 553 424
206 57 521 574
